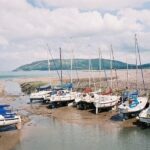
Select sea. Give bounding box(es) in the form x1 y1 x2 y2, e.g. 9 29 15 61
0 70 100 80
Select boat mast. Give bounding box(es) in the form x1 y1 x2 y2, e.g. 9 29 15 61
88 58 91 87
135 35 138 90
110 47 113 90
110 45 118 90
101 51 109 87
126 56 129 88
72 50 80 88
98 48 102 89
47 44 61 81
135 34 146 91
47 50 51 85
60 47 63 87
70 50 73 90
91 59 96 91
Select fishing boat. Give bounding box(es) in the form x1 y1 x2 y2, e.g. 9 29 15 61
137 105 150 125
0 105 21 129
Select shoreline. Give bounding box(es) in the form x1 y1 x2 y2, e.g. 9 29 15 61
0 70 150 150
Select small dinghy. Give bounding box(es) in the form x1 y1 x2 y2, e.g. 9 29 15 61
138 106 150 125
0 105 21 129
118 91 148 119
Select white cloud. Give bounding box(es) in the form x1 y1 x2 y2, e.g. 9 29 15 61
0 0 149 71
0 36 8 46
0 1 146 40
33 0 150 10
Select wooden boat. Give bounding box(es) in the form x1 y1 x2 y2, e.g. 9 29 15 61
0 105 21 129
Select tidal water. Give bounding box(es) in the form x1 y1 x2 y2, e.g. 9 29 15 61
12 115 150 150
0 70 114 81
0 70 95 80
0 74 150 150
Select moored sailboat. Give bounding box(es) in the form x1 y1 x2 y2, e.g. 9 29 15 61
118 34 148 119
0 105 21 129
48 48 78 108
93 46 119 114
138 105 150 125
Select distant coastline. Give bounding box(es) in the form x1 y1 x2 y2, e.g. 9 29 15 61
13 58 150 71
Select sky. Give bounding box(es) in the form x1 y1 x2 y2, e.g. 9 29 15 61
0 0 150 71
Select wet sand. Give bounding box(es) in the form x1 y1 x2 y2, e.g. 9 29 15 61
0 81 5 97
0 131 20 150
0 81 29 150
0 69 150 150
24 104 138 129
0 97 29 150
15 70 150 98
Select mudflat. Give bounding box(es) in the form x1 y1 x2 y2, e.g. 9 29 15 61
0 69 150 150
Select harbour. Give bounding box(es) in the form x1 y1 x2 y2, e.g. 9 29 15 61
0 1 150 149
0 70 150 150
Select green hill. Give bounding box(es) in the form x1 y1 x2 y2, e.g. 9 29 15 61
14 58 149 71
140 63 150 69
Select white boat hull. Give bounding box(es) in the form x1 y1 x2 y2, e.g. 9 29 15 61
75 90 102 104
138 107 150 124
30 91 51 101
50 92 77 102
0 115 21 129
93 95 119 108
118 97 148 114
75 93 96 104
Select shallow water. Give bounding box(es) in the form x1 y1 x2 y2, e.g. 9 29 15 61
4 80 22 96
12 115 150 150
1 75 150 150
0 70 97 80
